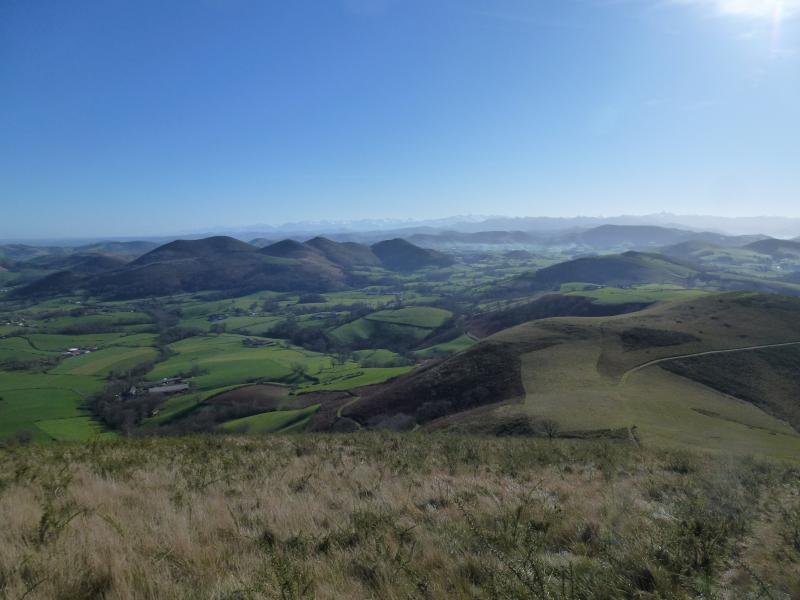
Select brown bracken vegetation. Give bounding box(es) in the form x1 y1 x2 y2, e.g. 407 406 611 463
0 434 798 599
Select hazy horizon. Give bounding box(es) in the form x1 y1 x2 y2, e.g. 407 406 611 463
2 0 799 238
5 211 800 244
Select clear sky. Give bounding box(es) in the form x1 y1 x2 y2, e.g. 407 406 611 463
1 0 799 238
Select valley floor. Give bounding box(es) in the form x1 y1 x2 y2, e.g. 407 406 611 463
1 434 799 599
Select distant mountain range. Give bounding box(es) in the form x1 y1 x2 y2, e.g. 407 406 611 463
406 225 767 250
193 213 800 239
5 213 800 246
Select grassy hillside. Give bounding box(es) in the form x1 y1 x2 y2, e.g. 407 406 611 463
329 306 450 348
662 345 800 430
220 403 320 433
337 292 800 460
1 434 798 599
503 252 700 295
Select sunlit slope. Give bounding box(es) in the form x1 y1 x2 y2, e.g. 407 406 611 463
456 292 800 459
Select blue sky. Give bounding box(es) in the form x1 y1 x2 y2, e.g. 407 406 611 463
1 0 798 238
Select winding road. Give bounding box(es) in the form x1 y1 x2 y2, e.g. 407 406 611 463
619 340 800 384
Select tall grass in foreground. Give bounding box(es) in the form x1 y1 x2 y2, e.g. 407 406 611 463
0 434 798 599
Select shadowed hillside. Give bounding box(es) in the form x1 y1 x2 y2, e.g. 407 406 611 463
371 238 454 271
305 236 382 268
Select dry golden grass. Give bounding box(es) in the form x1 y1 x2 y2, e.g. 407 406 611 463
0 434 798 599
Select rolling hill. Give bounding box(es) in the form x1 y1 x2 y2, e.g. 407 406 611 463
87 237 347 298
745 238 800 258
259 239 327 261
12 237 346 299
24 253 129 274
132 236 255 264
501 251 700 295
10 236 454 299
330 292 800 460
0 241 157 263
371 238 454 271
261 237 448 272
0 244 68 262
658 240 771 269
305 236 383 268
71 240 158 258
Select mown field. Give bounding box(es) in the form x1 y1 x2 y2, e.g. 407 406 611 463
0 434 798 599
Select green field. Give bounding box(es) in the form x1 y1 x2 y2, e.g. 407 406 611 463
147 334 330 390
352 348 409 367
35 416 113 441
38 311 152 332
415 334 475 358
52 346 159 376
301 366 412 391
145 385 247 425
27 332 128 351
365 306 452 328
331 318 430 345
0 375 108 441
220 403 320 433
565 283 709 305
0 336 53 362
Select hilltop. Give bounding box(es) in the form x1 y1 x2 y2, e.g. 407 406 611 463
305 236 383 268
132 236 255 264
371 238 454 271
